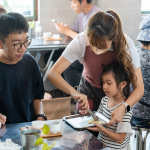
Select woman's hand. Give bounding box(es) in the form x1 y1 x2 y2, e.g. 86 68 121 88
0 113 6 124
86 122 105 132
71 91 89 110
107 104 126 125
79 110 89 115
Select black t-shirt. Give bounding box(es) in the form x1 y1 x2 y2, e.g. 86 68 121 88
0 54 44 124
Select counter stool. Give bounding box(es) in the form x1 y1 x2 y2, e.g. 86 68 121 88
131 124 150 150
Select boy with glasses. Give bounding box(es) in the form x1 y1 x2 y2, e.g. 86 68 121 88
0 12 46 124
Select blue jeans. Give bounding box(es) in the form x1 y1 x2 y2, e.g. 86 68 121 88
132 116 150 128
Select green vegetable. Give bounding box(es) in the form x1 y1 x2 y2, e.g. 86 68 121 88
42 124 50 134
42 141 56 150
28 20 35 28
35 137 45 145
35 124 56 150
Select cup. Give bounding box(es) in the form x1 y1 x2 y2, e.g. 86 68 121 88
19 129 41 150
52 34 60 39
32 120 45 129
49 121 61 134
43 32 52 38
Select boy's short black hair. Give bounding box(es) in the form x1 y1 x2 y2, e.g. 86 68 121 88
72 0 93 4
78 0 93 3
0 12 29 41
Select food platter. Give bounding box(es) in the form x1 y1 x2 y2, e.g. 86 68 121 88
63 111 110 131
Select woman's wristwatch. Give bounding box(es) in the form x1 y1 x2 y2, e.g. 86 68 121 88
35 114 47 120
122 103 130 113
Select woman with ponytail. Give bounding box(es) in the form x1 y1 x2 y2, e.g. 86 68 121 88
48 10 144 126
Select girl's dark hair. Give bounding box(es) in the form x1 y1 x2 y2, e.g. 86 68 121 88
86 10 136 84
101 61 131 98
0 12 29 41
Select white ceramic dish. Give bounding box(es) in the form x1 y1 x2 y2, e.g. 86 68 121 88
0 139 21 150
43 32 52 38
47 121 61 134
52 34 60 39
32 120 45 129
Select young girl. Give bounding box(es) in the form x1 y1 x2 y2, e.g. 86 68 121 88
87 61 133 150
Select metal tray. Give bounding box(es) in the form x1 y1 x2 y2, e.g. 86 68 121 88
63 111 110 131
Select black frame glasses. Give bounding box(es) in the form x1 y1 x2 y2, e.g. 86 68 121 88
2 39 32 51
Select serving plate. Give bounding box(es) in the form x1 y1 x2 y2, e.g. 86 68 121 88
63 111 110 131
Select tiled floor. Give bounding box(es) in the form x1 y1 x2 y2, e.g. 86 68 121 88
130 130 150 150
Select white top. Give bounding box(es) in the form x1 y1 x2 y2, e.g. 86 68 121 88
97 96 133 150
62 32 140 69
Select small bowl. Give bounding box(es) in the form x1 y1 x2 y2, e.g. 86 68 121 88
48 121 61 134
32 121 45 129
52 34 60 39
43 32 52 38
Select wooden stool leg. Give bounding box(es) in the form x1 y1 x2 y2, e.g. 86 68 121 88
143 131 149 150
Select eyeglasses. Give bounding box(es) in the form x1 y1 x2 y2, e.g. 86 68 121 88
2 39 32 51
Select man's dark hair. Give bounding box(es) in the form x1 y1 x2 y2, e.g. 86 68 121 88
139 40 150 47
0 12 29 40
0 6 7 14
78 0 93 4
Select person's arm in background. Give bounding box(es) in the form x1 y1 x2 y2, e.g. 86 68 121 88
47 56 89 110
33 59 45 120
33 99 45 121
54 22 78 39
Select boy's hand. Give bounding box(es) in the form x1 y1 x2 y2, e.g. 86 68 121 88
0 113 7 124
86 122 105 132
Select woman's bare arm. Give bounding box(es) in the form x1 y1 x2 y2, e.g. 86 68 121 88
47 56 89 109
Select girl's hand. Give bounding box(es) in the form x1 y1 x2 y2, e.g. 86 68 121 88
86 122 105 132
71 91 89 110
107 104 125 125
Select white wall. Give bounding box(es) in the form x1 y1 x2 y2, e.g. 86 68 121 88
39 0 143 45
96 0 142 45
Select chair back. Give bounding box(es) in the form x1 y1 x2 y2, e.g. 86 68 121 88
42 97 71 120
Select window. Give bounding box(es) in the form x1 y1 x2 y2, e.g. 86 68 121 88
0 0 37 20
141 0 150 14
